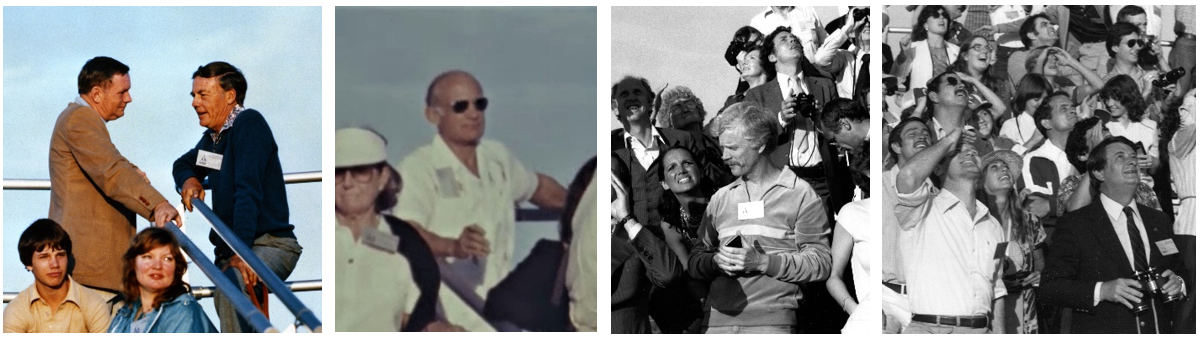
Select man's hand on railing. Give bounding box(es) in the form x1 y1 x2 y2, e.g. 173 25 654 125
153 201 182 228
180 177 206 211
227 255 261 287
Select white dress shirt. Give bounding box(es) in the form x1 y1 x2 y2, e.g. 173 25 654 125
895 180 1007 316
623 128 663 170
776 72 822 168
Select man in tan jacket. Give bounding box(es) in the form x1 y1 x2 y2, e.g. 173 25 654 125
48 56 180 298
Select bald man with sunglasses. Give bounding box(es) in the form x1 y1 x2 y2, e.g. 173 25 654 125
392 70 568 312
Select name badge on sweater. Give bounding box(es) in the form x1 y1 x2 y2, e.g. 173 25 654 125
1156 239 1180 256
737 201 764 220
362 227 399 254
196 150 223 170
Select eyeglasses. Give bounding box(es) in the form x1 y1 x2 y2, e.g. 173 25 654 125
928 10 945 19
970 44 993 53
1125 39 1146 49
942 76 960 87
448 98 489 113
335 165 378 183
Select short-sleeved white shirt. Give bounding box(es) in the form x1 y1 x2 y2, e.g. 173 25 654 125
393 135 538 296
335 217 420 332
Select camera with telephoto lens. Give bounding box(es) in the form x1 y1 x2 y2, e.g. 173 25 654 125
1130 267 1185 313
792 92 821 121
852 7 868 21
1152 67 1187 88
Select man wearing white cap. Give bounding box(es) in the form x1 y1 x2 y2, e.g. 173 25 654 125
335 128 461 332
393 70 568 327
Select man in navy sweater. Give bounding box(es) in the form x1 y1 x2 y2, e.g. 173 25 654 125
173 61 302 333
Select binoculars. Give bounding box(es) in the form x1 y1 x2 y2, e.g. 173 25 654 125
1131 267 1185 313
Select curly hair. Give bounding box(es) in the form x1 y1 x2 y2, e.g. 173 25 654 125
1065 116 1103 173
1099 75 1148 122
656 86 706 128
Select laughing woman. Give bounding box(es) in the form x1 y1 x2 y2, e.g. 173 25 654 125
108 228 217 333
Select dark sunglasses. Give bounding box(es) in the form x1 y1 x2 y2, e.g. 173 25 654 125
335 165 379 183
928 10 945 19
1125 39 1146 48
449 98 489 113
942 76 960 87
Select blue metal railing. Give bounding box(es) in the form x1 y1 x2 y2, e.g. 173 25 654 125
163 222 277 333
191 198 322 333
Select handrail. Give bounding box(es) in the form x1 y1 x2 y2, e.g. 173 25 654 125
163 223 278 333
437 262 522 332
3 171 322 190
884 26 1176 47
192 198 322 333
190 279 322 299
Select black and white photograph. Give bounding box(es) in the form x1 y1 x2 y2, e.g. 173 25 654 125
611 6 872 334
881 5 1195 334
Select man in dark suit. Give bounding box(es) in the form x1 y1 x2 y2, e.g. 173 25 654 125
1040 137 1186 334
742 26 849 333
743 26 849 222
609 76 695 333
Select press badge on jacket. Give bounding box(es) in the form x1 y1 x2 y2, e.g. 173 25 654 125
196 150 223 170
435 168 460 198
1156 239 1180 256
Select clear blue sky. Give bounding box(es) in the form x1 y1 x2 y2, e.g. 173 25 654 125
3 7 322 331
334 7 598 265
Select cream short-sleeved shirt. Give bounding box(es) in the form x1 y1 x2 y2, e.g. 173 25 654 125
393 135 538 295
334 218 420 332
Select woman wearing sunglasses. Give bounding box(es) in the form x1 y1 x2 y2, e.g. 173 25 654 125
334 128 462 332
892 6 959 94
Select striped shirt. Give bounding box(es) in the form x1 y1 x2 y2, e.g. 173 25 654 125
698 168 831 326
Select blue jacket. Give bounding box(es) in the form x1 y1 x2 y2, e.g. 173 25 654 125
108 293 217 333
172 109 296 260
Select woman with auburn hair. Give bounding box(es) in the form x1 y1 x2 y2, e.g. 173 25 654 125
108 228 216 333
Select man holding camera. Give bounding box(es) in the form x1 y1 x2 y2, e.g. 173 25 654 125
744 26 846 221
1040 137 1185 333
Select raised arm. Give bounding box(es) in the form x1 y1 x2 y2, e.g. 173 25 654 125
958 72 1009 120
898 128 961 194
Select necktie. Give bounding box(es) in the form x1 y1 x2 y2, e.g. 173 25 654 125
1123 207 1149 272
788 75 804 96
